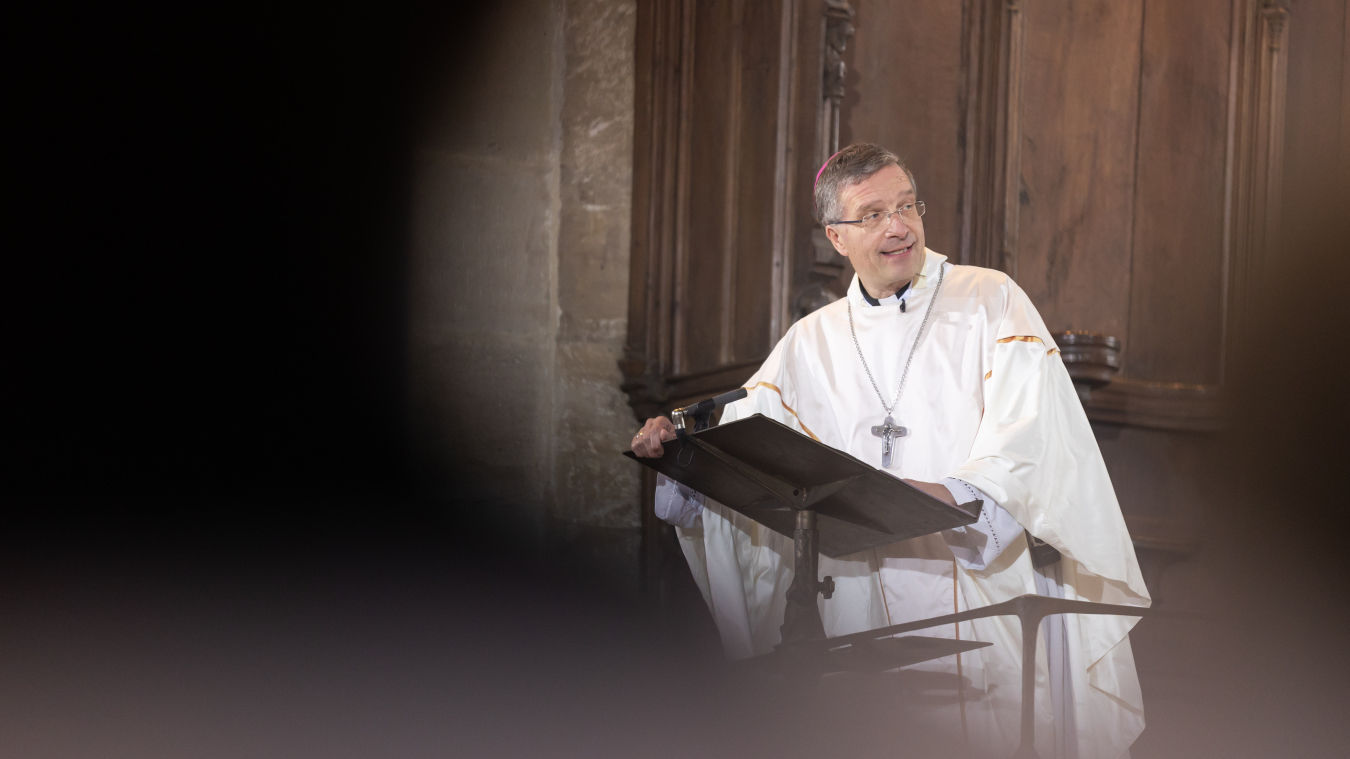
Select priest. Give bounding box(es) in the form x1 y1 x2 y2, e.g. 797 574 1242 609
631 143 1150 758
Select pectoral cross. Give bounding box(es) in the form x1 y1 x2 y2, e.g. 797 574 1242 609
870 415 907 468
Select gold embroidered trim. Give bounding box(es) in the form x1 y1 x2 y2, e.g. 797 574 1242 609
1047 348 1060 356
996 335 1045 345
745 382 820 441
983 369 993 381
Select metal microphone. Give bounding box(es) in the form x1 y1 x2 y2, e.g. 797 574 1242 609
672 388 748 433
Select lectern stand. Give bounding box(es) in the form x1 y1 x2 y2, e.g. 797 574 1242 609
815 594 1150 758
627 413 1150 758
625 413 988 669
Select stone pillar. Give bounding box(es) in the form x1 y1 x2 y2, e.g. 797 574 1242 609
548 0 641 588
407 0 639 583
407 0 566 544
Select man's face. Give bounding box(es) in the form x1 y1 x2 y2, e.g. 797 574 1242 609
825 164 926 299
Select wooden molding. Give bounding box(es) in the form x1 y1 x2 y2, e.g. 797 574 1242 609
1223 0 1289 378
1126 513 1200 556
996 0 1025 278
1055 331 1121 388
1080 377 1226 432
624 0 683 418
771 0 802 338
1054 330 1223 431
959 0 1024 273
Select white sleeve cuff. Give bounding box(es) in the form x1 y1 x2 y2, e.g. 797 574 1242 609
940 477 1023 570
654 473 706 528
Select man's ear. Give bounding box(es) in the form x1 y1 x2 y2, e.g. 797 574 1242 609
825 225 849 257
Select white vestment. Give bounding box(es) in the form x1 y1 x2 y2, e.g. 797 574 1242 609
672 251 1150 758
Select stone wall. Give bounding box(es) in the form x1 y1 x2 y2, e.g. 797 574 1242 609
407 0 640 583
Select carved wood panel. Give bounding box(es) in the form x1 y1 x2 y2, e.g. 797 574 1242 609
841 0 1289 431
623 0 840 420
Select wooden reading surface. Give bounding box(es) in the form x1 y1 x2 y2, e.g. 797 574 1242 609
625 414 981 558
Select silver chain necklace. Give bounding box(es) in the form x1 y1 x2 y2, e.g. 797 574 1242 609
846 263 945 468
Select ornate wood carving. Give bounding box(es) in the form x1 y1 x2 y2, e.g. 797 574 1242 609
1054 331 1121 389
793 0 855 320
820 1 853 161
1056 332 1228 432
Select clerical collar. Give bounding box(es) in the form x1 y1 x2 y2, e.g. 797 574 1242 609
858 280 910 307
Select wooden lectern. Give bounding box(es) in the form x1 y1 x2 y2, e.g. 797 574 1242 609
626 412 1150 758
625 413 988 667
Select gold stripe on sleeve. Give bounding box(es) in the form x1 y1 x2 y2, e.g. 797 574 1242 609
745 382 820 441
996 335 1045 345
983 370 993 381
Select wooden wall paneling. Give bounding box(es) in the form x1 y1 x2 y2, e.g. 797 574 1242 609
1095 423 1208 557
1126 0 1233 387
790 0 853 318
683 1 736 376
958 0 1024 273
719 0 748 368
622 0 684 421
1344 0 1350 190
628 0 678 598
958 0 992 270
770 0 802 340
1256 3 1289 274
1226 0 1289 370
996 0 1025 277
626 0 843 597
1078 0 1292 431
1016 0 1142 342
732 0 787 361
625 0 806 419
1276 0 1343 295
843 1 967 269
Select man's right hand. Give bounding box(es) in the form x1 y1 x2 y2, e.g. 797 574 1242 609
630 416 677 458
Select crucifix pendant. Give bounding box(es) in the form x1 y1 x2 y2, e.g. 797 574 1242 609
870 415 908 468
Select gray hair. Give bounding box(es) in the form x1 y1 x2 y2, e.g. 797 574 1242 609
814 143 917 225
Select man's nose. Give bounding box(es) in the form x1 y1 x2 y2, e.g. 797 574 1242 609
883 210 910 234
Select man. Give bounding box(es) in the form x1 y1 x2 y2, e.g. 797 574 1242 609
631 143 1149 758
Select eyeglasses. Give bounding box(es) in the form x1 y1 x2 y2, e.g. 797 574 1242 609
827 201 926 231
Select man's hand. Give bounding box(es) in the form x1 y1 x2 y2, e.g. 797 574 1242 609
903 478 958 507
630 416 678 458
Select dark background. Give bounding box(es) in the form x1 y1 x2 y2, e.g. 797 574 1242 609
7 2 444 520
3 6 699 758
